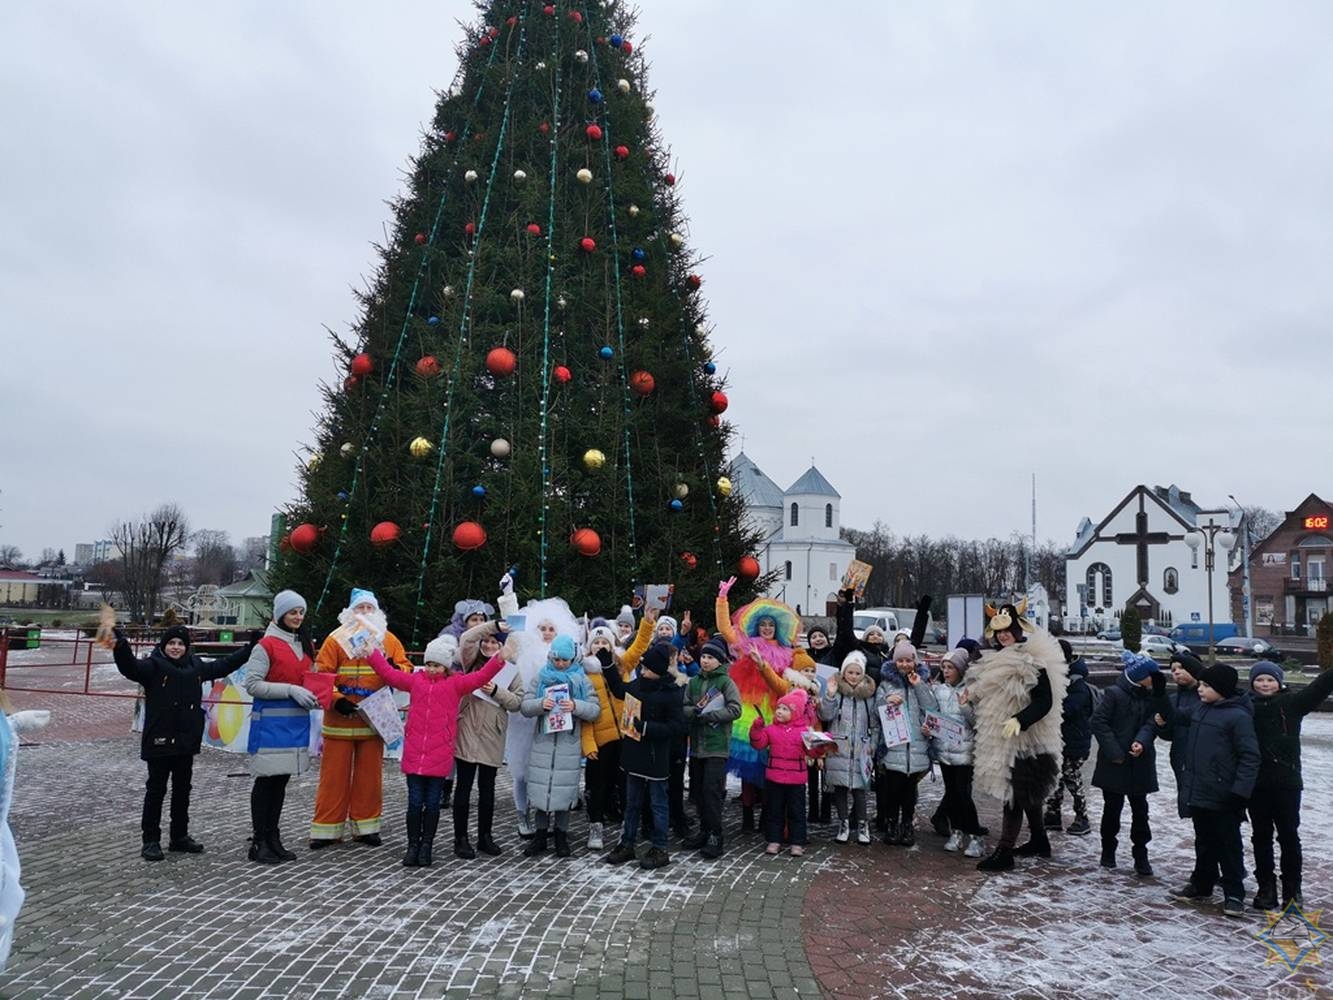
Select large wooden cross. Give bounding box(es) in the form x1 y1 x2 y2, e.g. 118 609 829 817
1114 509 1171 587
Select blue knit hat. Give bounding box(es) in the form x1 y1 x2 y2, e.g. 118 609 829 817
549 634 577 661
349 587 379 611
1121 650 1159 683
1248 661 1285 687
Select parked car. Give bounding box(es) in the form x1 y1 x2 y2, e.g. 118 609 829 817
1213 636 1283 659
1139 635 1190 657
1140 624 1171 636
1170 622 1240 644
851 610 901 641
1097 628 1121 642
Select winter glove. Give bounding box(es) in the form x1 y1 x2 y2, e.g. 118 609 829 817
287 685 319 710
1001 717 1022 739
333 697 359 717
1151 671 1166 697
596 648 614 668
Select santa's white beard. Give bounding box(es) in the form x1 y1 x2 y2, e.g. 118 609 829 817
339 607 388 636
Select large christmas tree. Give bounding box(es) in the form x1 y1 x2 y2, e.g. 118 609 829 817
279 1 765 643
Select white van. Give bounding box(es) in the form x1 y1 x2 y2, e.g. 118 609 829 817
851 609 900 641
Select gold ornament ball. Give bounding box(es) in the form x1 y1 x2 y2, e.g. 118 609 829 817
716 476 733 497
673 482 689 499
306 454 321 471
583 448 606 471
670 232 684 247
409 436 433 458
577 168 593 185
628 204 640 217
490 438 511 459
340 442 356 458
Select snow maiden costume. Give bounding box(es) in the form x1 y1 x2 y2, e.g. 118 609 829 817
714 578 800 831
968 600 1069 872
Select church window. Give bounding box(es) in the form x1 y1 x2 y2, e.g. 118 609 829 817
1087 563 1113 607
829 562 837 581
790 503 799 527
784 561 792 581
825 503 833 528
1292 556 1301 581
1163 567 1179 594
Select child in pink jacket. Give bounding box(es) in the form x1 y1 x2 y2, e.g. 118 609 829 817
368 631 511 868
750 688 813 857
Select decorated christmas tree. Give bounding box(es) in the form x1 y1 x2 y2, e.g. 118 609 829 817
278 1 766 642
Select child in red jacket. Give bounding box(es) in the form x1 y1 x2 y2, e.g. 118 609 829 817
368 632 512 868
750 688 813 857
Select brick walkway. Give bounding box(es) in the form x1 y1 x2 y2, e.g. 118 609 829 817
2 700 1331 998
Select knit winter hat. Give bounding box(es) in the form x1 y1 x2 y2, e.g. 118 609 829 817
641 640 675 675
549 634 577 661
805 625 829 645
588 625 618 649
699 635 731 665
1199 663 1239 699
841 650 867 674
272 589 306 623
1057 639 1074 664
955 638 983 662
863 625 886 642
1170 649 1206 679
423 634 459 667
776 688 808 715
615 605 635 628
791 648 816 673
656 615 678 637
1122 651 1159 683
891 640 917 663
1249 661 1285 687
160 625 192 651
941 648 970 678
349 588 379 611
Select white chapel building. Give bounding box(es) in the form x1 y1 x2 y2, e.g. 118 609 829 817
1064 484 1238 632
729 452 856 616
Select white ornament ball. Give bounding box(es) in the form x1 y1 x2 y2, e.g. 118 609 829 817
442 284 455 298
306 454 321 471
670 232 684 247
340 442 356 458
511 288 525 302
673 482 690 499
638 317 650 328
535 61 547 70
577 168 593 184
513 169 527 184
557 295 568 310
628 204 640 217
464 169 478 183
617 78 631 94
490 438 511 459
574 49 588 64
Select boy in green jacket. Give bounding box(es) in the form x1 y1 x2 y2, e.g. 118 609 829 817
683 635 742 858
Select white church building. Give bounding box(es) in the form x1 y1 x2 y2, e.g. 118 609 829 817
728 452 857 616
1064 484 1238 632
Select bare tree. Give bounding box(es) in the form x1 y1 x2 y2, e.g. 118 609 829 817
192 529 238 586
1242 505 1282 544
0 545 21 568
110 504 191 623
237 536 269 574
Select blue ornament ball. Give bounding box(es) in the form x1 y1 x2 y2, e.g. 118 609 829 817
669 499 683 512
610 33 624 48
599 345 614 359
337 491 349 502
427 315 439 326
588 88 604 104
471 485 487 498
704 361 717 374
631 247 647 262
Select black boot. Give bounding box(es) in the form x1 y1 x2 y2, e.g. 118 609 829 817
267 794 296 860
523 829 549 857
701 832 724 859
741 806 755 833
253 835 284 865
418 810 439 867
1132 847 1153 877
882 821 900 846
476 832 503 856
896 823 915 847
454 833 476 859
440 779 453 811
553 829 572 858
682 830 708 850
267 832 297 862
977 846 1015 872
1281 878 1303 910
1014 833 1051 858
402 805 422 868
1100 837 1117 869
1253 878 1279 911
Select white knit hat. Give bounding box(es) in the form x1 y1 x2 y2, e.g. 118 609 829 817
423 634 459 667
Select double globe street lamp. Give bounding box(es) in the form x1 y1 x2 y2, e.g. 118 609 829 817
1184 519 1236 662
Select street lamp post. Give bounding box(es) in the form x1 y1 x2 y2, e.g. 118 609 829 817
1184 519 1236 663
1228 495 1253 638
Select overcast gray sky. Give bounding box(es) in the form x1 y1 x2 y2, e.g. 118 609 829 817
4 1 1331 561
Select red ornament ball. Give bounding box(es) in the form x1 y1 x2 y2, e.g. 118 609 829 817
464 222 476 237
370 521 401 548
506 15 517 27
278 534 293 554
486 347 517 377
542 4 554 15
737 555 761 581
629 370 655 396
553 364 572 384
680 551 699 570
630 264 646 278
444 130 457 143
479 35 491 47
415 355 441 379
452 520 487 551
289 523 320 555
622 40 633 54
414 232 427 245
538 122 551 135
350 353 373 377
614 145 630 161
664 171 675 186
686 273 703 290
343 375 360 391
585 124 603 141
526 222 542 236
570 528 602 557
568 10 583 23
706 415 721 429
709 390 729 414
488 26 500 38
579 236 597 253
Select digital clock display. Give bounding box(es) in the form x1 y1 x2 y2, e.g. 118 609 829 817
1304 515 1329 530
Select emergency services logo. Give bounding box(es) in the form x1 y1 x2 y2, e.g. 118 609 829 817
1256 901 1326 974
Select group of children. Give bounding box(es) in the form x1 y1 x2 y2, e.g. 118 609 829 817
111 584 1331 914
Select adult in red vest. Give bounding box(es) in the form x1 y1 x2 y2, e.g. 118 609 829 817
242 590 320 864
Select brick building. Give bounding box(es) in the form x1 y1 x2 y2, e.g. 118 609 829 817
1229 493 1333 636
